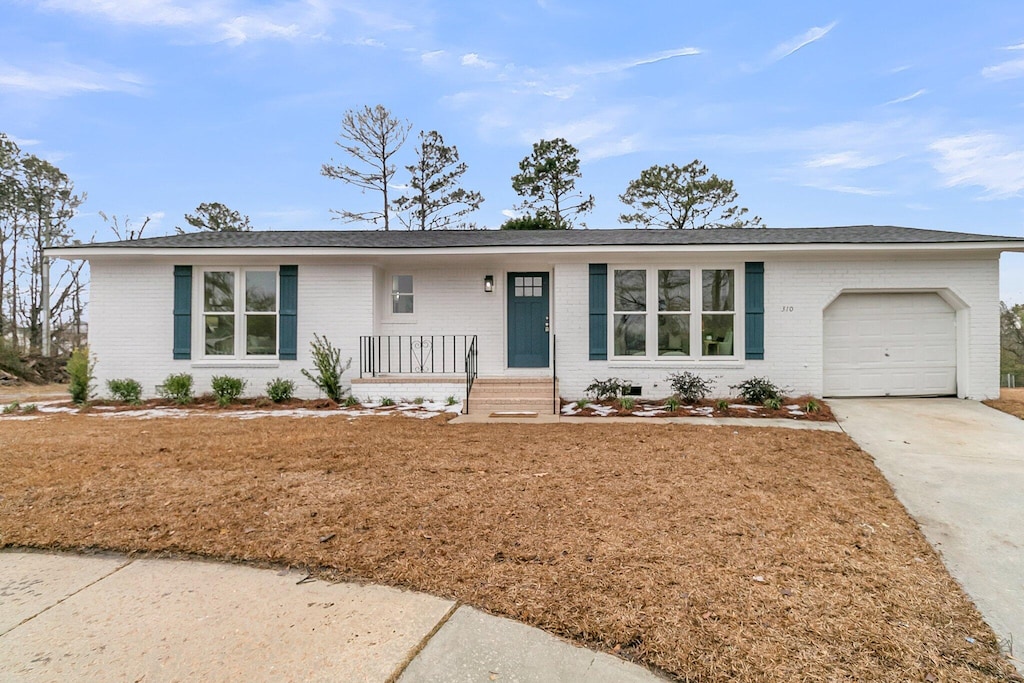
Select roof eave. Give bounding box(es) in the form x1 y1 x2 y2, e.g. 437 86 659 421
45 241 1024 259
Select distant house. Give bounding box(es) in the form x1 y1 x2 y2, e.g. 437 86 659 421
49 226 1024 412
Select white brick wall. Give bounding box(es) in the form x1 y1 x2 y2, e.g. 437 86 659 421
553 254 1001 401
87 250 1003 403
90 259 374 400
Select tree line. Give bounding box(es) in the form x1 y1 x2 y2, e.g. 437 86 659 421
322 103 763 231
0 134 87 354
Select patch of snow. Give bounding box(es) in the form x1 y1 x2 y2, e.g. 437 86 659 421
632 409 666 417
590 405 617 416
2 414 43 421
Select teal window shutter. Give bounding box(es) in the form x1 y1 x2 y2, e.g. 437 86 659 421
173 265 192 359
745 262 764 360
589 264 607 360
279 265 298 360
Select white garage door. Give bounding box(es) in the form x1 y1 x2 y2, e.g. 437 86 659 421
823 292 956 397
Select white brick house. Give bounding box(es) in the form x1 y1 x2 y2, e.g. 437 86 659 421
49 226 1024 409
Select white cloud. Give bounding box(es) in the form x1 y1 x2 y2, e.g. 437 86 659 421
348 37 385 48
8 135 41 146
769 21 837 62
1004 42 1024 50
37 0 340 45
0 61 144 97
568 47 701 76
460 53 496 69
805 151 884 170
982 57 1024 81
802 182 890 196
883 89 927 105
420 50 447 66
930 132 1024 198
500 209 519 219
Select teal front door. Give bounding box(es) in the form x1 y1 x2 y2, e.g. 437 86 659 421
507 272 550 368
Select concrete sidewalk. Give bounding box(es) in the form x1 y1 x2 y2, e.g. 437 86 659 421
0 550 666 682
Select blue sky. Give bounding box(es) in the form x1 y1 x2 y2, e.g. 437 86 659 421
3 0 1024 301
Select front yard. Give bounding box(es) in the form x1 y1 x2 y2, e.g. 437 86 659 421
0 416 1017 681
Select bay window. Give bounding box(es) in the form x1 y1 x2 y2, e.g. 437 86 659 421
611 266 739 360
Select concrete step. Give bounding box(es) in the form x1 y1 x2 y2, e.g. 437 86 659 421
467 377 558 415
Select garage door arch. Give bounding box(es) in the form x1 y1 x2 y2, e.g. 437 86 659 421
822 289 965 397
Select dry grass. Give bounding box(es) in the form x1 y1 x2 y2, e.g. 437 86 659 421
0 416 1018 682
984 388 1024 420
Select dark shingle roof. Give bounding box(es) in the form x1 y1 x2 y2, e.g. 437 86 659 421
64 225 1024 250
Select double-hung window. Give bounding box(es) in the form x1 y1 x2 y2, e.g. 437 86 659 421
392 275 414 314
202 269 278 358
611 266 738 360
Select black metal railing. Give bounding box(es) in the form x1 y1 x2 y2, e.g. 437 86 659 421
551 333 557 415
465 336 478 414
359 335 476 378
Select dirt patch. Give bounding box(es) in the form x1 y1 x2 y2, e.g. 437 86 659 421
0 417 1017 682
984 388 1024 420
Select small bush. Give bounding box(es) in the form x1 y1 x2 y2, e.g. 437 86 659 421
107 378 143 405
21 403 36 413
67 347 95 404
0 339 26 379
732 376 782 404
666 371 715 403
805 399 820 413
619 396 636 410
266 377 296 403
158 373 194 405
585 377 631 401
211 375 246 407
665 397 681 412
763 396 783 410
715 399 730 410
343 395 360 407
575 398 589 409
3 401 20 414
301 333 351 403
413 396 424 405
445 395 458 406
379 397 396 407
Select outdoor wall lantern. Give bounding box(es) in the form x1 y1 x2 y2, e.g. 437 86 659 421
484 274 494 292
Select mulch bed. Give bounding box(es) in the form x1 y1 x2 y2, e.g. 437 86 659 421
0 417 1018 682
565 395 835 421
984 388 1024 420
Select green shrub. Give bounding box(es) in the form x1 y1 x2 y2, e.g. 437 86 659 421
619 396 636 410
585 377 632 401
3 401 20 414
67 347 95 404
805 399 820 413
763 396 783 410
158 373 194 405
265 377 296 403
732 376 782 404
301 333 351 403
715 399 730 410
665 396 681 412
379 397 395 407
666 371 715 403
107 378 143 405
211 375 246 407
445 395 458 406
343 395 360 407
21 403 36 413
575 398 589 409
499 214 562 230
413 396 424 405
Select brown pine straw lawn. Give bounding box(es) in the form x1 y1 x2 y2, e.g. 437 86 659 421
0 415 1018 682
984 387 1024 420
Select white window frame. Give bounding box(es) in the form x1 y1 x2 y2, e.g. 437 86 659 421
608 264 744 363
195 267 280 361
390 274 414 315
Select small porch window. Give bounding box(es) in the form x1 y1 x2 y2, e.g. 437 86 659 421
392 275 414 314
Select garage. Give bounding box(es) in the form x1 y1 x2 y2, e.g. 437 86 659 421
823 292 957 397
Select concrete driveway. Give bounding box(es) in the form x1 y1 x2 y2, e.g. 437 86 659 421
830 398 1024 665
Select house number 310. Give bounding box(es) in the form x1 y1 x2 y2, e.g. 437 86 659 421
780 306 794 312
